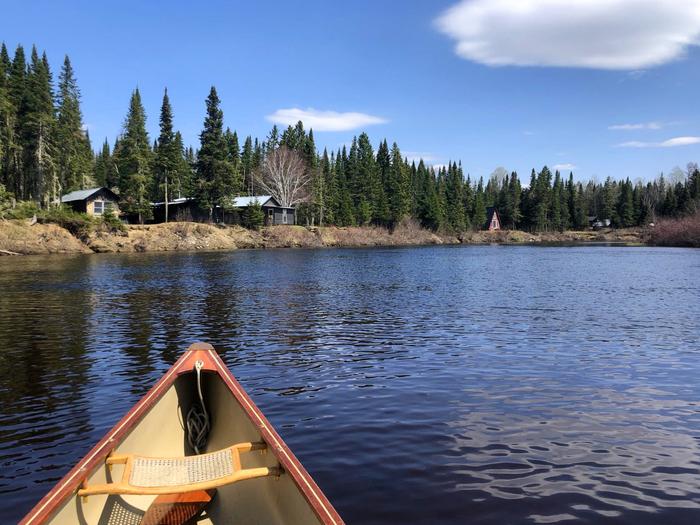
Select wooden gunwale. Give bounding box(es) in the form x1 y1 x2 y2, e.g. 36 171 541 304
19 342 344 525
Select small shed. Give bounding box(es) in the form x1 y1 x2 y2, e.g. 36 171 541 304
484 207 501 230
231 195 295 226
61 187 120 216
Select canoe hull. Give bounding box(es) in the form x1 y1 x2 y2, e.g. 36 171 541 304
20 343 343 525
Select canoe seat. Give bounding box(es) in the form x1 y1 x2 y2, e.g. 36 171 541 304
79 442 281 497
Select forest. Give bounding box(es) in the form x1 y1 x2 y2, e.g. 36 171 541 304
2 43 700 232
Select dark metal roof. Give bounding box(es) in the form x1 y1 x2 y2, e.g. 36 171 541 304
61 187 119 203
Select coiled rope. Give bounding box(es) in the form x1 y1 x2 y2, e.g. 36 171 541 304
186 359 210 454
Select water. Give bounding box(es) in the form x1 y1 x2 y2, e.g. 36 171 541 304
1 245 699 524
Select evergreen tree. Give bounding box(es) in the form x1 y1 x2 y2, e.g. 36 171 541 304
93 138 110 187
22 47 56 205
573 182 587 229
387 142 410 225
472 177 487 228
445 161 466 231
509 171 522 228
241 136 254 193
114 88 152 223
172 131 193 198
601 177 617 224
551 171 563 232
153 88 186 216
55 55 92 193
195 86 237 220
617 178 635 227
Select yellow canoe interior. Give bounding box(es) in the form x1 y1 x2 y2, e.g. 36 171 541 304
33 351 334 524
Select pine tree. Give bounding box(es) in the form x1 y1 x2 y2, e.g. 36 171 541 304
472 177 486 228
573 182 587 229
195 86 237 220
172 131 193 198
93 138 111 187
114 88 152 223
153 88 186 218
445 161 466 231
0 43 11 188
551 171 563 232
22 47 56 205
509 171 522 228
387 142 410 225
3 45 25 198
617 178 635 227
241 136 254 193
55 55 92 193
600 177 618 226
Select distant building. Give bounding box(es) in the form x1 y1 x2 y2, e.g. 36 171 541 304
484 207 501 230
588 216 611 230
152 197 199 223
231 196 295 226
61 187 119 217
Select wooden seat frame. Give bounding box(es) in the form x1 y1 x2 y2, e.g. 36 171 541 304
78 441 281 497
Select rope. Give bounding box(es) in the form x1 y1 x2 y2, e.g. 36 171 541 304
186 360 210 454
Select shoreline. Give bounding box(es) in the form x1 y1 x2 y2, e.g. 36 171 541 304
0 219 653 256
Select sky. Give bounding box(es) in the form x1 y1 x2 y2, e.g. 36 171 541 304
3 0 700 182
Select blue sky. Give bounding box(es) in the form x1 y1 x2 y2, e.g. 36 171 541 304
2 0 700 182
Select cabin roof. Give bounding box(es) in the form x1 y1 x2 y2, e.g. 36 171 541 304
231 195 274 207
231 195 293 208
152 197 192 207
61 187 119 203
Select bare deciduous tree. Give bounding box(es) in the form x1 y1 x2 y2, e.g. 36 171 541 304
254 146 310 207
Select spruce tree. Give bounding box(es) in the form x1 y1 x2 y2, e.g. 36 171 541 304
241 136 254 193
445 161 466 231
56 55 92 193
4 45 26 198
22 47 56 205
114 88 152 223
0 44 10 184
472 177 486 229
551 171 563 232
153 88 184 213
195 86 237 220
93 138 110 187
387 142 410 225
509 171 522 229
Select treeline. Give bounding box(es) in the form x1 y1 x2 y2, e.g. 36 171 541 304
2 42 699 231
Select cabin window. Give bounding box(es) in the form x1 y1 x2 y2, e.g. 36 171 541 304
282 209 288 224
94 201 104 215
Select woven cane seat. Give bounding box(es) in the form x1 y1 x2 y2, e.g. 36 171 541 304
79 442 281 497
130 448 233 487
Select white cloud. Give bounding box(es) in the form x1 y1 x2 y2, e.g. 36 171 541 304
616 136 700 148
553 163 576 171
266 108 387 132
435 0 700 70
609 122 663 130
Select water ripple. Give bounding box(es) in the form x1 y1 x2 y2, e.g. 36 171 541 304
0 246 699 524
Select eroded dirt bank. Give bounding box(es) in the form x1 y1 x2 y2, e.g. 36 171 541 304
0 219 646 256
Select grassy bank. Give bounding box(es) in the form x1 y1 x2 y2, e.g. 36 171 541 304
0 218 650 256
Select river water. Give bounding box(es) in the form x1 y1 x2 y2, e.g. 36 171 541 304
1 245 699 524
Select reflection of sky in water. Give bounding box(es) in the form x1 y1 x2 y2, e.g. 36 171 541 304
0 246 699 524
